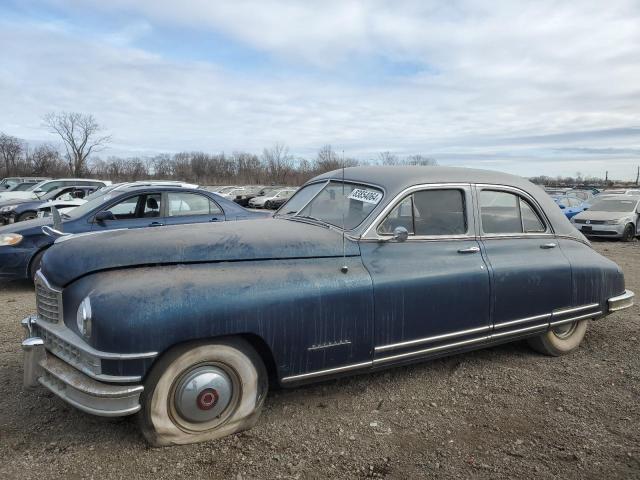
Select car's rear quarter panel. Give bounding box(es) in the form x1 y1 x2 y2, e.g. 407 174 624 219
558 238 626 307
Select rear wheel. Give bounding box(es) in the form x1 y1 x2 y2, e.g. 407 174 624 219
17 211 37 222
264 201 272 209
139 338 268 446
622 223 635 242
527 320 588 356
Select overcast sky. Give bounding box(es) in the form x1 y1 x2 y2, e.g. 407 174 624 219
1 0 639 180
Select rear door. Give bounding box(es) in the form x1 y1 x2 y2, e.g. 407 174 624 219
476 186 572 337
163 191 225 226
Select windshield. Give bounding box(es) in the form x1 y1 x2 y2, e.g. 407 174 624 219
277 180 383 230
588 198 638 213
64 191 113 219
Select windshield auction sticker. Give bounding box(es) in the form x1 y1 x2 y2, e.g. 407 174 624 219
348 188 383 204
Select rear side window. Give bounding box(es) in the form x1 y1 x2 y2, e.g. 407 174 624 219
378 189 467 236
480 190 546 234
167 192 221 216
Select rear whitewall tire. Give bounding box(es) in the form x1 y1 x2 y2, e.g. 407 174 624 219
527 320 589 356
139 338 268 447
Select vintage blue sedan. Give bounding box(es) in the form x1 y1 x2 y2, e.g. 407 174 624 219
20 167 634 446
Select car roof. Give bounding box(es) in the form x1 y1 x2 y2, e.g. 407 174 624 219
311 165 584 239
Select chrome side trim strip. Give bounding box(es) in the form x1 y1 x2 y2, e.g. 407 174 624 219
373 336 489 365
281 361 372 383
493 313 551 330
550 311 602 327
374 325 491 353
34 316 158 360
490 323 548 339
552 303 600 317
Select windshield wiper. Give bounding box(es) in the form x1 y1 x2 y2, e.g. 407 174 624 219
288 215 330 228
61 213 71 219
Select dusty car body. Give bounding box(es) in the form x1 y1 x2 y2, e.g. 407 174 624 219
20 166 634 446
572 195 640 241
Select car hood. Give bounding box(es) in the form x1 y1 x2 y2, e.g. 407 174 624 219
0 197 39 208
41 218 360 286
0 191 37 201
573 210 633 221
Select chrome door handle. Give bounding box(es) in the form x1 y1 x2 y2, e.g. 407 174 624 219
540 243 557 249
457 246 480 254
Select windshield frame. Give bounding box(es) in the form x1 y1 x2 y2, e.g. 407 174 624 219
275 179 385 231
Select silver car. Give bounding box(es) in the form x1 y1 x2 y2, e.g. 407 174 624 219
571 195 640 241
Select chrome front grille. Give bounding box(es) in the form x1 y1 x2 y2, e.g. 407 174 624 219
37 326 101 375
574 219 605 225
35 273 62 323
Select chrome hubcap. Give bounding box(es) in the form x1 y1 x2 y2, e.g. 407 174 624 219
173 366 233 423
552 321 577 339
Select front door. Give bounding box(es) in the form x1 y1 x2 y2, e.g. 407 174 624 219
360 185 491 367
91 193 164 231
476 186 572 337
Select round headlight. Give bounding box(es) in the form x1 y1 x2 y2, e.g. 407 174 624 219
76 296 92 337
0 233 23 246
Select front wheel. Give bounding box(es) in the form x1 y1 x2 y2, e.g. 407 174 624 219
527 320 588 356
139 338 268 446
622 223 635 242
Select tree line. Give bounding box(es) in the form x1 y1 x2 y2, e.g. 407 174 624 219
0 112 438 186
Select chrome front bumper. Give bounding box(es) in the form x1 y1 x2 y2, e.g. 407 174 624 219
608 290 635 312
21 316 144 417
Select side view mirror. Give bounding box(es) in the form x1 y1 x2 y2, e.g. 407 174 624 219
559 204 566 209
393 226 409 243
95 210 116 224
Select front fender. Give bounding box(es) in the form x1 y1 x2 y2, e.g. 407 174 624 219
63 257 374 380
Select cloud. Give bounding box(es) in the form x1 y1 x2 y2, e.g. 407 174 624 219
1 0 639 179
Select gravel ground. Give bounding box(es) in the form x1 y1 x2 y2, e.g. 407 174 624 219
0 241 639 479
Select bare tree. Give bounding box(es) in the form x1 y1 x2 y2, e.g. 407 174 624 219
27 144 66 176
44 112 111 176
262 143 293 184
378 151 399 165
405 154 438 166
0 133 24 176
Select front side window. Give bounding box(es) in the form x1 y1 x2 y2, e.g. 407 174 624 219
480 190 546 234
108 195 142 219
378 189 466 236
167 192 221 216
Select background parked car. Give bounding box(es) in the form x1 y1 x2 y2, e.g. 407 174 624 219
0 185 99 224
0 178 110 202
249 188 297 208
571 195 640 241
235 186 281 207
0 177 49 191
0 184 269 281
552 194 590 219
5 181 39 192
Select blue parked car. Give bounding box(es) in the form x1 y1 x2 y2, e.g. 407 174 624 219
0 183 268 280
552 194 590 219
19 167 633 446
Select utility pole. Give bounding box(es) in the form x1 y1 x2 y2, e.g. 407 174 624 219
636 165 639 185
605 170 609 183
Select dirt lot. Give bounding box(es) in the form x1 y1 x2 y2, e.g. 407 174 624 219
0 241 639 479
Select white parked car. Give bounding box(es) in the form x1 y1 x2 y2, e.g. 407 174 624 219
248 188 297 208
0 178 111 202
